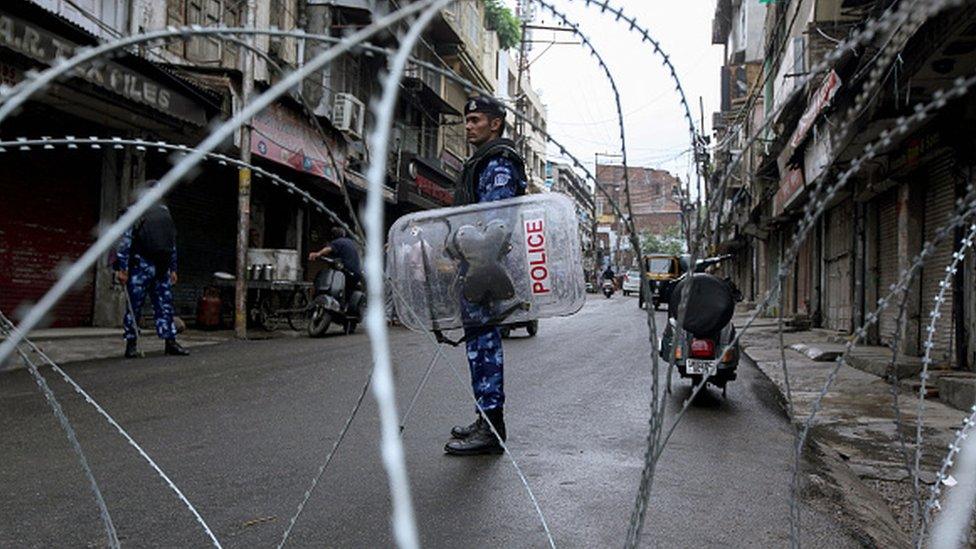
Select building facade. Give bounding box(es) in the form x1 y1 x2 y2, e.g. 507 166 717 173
0 0 513 330
549 161 595 277
594 163 683 270
710 0 976 372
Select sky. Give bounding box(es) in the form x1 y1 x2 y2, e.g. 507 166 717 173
514 1 724 192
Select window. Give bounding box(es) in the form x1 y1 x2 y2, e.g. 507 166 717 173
167 0 240 65
186 0 222 63
792 35 806 74
465 2 481 48
99 0 129 36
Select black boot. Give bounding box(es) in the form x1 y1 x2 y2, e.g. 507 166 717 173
165 339 190 356
444 409 506 456
124 339 139 358
450 417 483 439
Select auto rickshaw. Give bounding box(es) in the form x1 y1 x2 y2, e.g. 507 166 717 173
639 254 683 310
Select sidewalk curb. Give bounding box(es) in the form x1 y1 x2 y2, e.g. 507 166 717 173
741 348 912 548
0 329 120 342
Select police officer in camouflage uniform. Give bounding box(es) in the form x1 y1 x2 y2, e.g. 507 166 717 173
115 188 189 359
445 95 527 456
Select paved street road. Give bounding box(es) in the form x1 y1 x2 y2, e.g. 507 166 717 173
1 295 858 547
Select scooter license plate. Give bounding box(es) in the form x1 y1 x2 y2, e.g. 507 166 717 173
686 359 717 376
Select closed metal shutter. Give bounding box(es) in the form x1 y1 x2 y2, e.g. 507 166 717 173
878 189 900 343
0 153 99 326
796 232 813 315
162 167 238 317
920 153 957 365
824 200 853 331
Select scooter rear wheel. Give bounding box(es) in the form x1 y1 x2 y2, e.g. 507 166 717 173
308 308 331 338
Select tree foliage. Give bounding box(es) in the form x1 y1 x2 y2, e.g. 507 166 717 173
485 0 522 50
640 225 686 256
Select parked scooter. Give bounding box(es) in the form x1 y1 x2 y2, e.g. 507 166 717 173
659 273 742 396
308 257 366 337
601 279 615 298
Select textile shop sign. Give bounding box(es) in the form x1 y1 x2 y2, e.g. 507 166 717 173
777 70 842 174
0 12 206 125
251 102 343 185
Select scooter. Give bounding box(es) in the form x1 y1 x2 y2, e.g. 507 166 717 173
659 273 741 396
308 257 366 337
601 279 615 298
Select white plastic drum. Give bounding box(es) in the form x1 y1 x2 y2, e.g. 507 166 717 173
387 193 586 332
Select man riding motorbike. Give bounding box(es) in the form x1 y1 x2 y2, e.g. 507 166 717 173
309 227 363 294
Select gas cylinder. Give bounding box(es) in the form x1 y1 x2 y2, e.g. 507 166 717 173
196 286 222 329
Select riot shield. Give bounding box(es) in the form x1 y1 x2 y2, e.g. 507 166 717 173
387 193 586 332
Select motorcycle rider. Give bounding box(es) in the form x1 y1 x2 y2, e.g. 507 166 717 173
309 227 362 290
602 265 616 285
444 95 526 456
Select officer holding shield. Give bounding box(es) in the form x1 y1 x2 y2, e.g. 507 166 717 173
444 95 527 456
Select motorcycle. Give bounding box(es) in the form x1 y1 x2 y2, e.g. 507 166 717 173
659 273 742 396
307 257 366 337
601 279 615 298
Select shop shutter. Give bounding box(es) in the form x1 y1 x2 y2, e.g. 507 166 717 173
878 189 900 344
920 153 957 365
158 166 238 317
795 229 813 315
0 154 98 327
824 200 853 331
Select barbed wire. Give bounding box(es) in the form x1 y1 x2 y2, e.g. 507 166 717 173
359 3 453 546
929 417 976 548
708 0 964 263
0 23 644 545
561 0 703 202
915 219 976 545
925 404 976 539
0 136 360 247
0 315 119 549
643 63 976 548
276 371 374 548
3 1 976 547
0 4 433 366
0 311 222 546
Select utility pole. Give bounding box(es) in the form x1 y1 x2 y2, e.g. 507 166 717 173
594 151 623 273
235 0 257 339
513 3 530 164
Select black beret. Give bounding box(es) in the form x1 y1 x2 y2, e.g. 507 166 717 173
464 95 506 118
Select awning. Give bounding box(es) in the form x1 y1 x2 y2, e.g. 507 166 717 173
344 169 396 203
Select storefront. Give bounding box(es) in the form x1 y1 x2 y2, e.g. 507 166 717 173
0 6 212 327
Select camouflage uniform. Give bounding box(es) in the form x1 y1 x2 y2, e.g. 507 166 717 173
116 227 178 341
462 156 526 411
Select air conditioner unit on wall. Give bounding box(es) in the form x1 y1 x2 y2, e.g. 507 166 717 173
332 93 365 140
